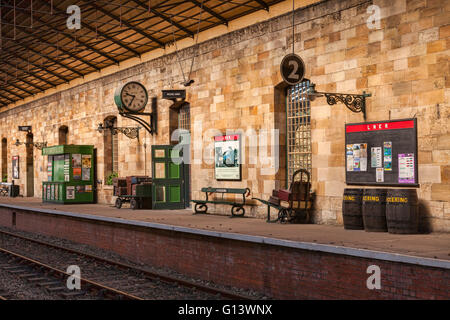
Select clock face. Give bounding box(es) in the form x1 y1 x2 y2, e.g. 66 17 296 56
120 82 148 112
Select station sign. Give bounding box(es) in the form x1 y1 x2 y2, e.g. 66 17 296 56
162 90 186 100
280 53 305 85
18 125 32 132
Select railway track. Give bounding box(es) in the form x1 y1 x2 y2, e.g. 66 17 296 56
0 229 253 300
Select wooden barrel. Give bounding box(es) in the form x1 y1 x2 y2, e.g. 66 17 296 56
362 189 388 232
386 189 419 234
342 189 364 230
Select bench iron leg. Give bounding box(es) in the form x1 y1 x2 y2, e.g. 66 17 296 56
230 205 245 218
193 203 208 214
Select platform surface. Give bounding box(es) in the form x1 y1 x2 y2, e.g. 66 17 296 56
0 197 449 262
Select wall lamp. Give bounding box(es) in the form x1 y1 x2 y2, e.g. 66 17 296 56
307 83 371 120
14 139 47 150
97 120 141 140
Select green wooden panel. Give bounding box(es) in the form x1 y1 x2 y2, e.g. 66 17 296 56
151 145 186 210
170 149 181 159
155 186 166 202
42 145 93 156
169 186 181 203
169 163 180 179
53 155 65 182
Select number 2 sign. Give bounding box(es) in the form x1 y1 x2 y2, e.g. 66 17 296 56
280 53 305 85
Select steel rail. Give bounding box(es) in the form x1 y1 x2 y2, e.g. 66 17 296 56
0 246 143 300
0 229 252 300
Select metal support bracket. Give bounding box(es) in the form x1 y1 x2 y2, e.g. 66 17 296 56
118 97 157 135
308 83 371 120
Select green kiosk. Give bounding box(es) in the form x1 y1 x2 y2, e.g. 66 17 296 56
42 145 94 204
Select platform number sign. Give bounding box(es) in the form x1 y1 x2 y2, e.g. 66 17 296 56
280 53 305 86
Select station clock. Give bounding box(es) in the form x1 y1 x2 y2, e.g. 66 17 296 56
114 81 148 113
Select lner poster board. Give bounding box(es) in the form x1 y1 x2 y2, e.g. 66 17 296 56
345 118 419 187
214 134 241 181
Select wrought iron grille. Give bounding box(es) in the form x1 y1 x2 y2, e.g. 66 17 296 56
286 80 312 185
178 103 191 132
111 118 119 173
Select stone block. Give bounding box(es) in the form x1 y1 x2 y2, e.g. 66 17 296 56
427 40 446 53
418 165 441 183
431 184 450 202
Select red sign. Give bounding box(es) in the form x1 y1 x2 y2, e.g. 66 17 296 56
214 134 240 142
346 120 414 133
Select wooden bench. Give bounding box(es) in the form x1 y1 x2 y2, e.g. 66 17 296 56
191 187 251 217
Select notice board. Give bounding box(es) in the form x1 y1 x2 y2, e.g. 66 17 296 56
345 118 419 187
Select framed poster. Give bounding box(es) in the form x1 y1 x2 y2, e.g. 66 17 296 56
214 134 241 181
12 156 19 179
82 154 91 181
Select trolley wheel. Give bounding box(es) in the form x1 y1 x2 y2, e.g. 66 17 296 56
115 198 122 209
278 208 289 224
130 199 138 210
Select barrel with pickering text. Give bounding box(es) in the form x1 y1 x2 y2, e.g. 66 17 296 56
342 188 364 230
362 189 388 232
386 189 419 234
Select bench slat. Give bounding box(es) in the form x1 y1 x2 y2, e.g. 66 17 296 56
200 187 247 194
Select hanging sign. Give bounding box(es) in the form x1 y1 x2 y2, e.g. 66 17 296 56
162 90 186 100
280 53 305 85
18 126 32 132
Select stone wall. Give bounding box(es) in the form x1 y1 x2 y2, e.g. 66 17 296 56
0 0 448 231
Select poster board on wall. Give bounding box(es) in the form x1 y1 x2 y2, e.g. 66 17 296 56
345 118 419 187
214 134 241 181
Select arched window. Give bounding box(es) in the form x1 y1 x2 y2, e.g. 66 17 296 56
58 126 68 145
1 138 7 182
26 133 34 197
103 116 118 179
286 79 312 184
178 103 190 132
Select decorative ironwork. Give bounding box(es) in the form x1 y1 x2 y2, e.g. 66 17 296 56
14 139 47 150
308 83 371 120
118 97 158 135
97 121 141 140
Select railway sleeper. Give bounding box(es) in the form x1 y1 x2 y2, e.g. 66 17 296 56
18 273 40 279
46 286 68 293
8 269 29 274
36 281 62 287
60 291 86 299
27 277 48 282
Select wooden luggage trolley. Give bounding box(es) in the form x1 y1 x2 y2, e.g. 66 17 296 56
253 169 313 223
113 176 152 210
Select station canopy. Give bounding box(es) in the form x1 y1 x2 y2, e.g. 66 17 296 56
0 0 282 107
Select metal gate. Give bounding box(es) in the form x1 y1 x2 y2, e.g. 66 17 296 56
286 80 312 186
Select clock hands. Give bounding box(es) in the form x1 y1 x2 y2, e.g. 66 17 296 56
124 92 135 107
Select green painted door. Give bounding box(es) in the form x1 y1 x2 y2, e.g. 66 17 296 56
152 145 185 209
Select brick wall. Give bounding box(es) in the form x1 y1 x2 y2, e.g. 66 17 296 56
0 207 448 299
0 0 448 230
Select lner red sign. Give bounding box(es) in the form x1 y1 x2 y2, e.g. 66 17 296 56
346 120 414 133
